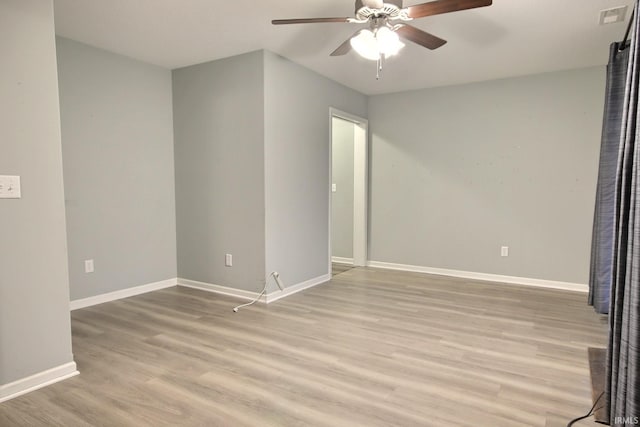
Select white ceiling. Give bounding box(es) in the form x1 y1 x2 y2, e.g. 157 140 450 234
53 0 633 95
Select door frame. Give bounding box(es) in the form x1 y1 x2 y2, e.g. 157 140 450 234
329 108 369 272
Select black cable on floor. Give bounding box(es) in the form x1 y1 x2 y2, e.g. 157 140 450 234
567 391 605 426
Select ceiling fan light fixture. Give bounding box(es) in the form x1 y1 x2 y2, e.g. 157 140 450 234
350 26 405 60
376 26 404 57
273 0 494 77
350 29 381 60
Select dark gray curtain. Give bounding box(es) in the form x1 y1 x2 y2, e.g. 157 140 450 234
589 43 630 314
607 3 640 424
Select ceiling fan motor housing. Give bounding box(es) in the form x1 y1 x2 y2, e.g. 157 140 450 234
355 0 403 14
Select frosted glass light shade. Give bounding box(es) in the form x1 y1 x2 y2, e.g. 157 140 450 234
350 29 380 60
376 26 404 57
350 27 405 61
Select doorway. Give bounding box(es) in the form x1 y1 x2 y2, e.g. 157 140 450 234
329 108 368 273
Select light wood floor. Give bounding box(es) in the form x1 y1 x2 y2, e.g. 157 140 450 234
332 263 354 276
0 267 608 426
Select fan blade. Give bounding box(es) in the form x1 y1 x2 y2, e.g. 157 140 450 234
395 25 447 50
330 31 362 56
406 0 492 19
272 17 351 25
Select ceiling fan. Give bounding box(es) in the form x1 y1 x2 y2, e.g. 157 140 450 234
272 0 493 78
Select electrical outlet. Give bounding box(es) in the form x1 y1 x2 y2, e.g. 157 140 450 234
501 246 509 257
84 259 94 273
225 254 233 267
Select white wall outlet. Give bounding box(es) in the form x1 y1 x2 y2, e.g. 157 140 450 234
501 246 509 257
332 183 337 193
84 259 95 273
225 253 233 267
0 175 21 199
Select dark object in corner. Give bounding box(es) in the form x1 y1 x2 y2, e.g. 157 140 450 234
588 347 609 424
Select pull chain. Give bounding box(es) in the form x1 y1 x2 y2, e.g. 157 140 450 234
376 54 385 80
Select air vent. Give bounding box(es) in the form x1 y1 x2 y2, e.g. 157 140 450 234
599 6 628 25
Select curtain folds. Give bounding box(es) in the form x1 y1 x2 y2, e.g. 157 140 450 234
606 3 640 424
589 43 630 314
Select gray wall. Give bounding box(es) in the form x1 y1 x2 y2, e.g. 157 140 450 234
263 51 367 286
173 51 266 292
331 117 354 259
0 0 74 384
56 38 177 301
368 67 605 284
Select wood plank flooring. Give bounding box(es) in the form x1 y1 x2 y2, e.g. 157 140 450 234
332 263 354 276
0 267 608 426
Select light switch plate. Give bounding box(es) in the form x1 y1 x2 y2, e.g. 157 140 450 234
332 183 337 193
84 259 94 273
0 175 21 199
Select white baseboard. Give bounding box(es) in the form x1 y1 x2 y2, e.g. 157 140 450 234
332 256 354 265
177 273 331 304
265 273 331 303
367 261 588 293
177 278 264 302
0 362 78 403
70 278 178 310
